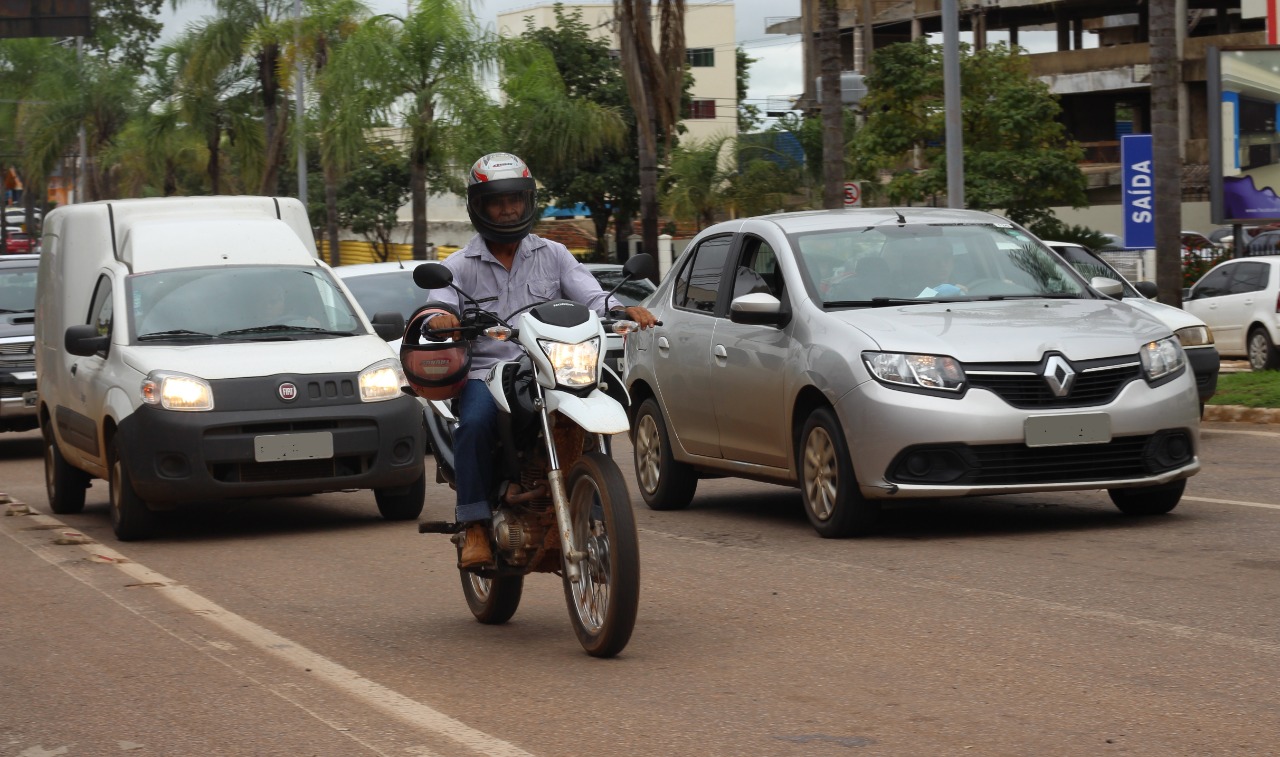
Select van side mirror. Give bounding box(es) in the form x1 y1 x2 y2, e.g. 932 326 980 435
371 311 406 341
65 324 109 357
1133 280 1158 299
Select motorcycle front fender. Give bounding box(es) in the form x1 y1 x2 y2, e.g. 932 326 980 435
544 389 630 435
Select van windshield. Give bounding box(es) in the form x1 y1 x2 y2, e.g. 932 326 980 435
129 266 364 342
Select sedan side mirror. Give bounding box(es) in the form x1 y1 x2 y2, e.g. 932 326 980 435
729 292 788 326
1133 280 1158 299
1090 276 1124 299
371 311 406 341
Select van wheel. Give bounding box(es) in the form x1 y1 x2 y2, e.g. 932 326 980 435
375 471 426 520
44 432 88 514
109 442 156 541
1247 327 1279 371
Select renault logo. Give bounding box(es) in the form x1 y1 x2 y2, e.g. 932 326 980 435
1043 355 1076 397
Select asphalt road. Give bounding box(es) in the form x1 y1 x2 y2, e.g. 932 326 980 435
2 421 1279 756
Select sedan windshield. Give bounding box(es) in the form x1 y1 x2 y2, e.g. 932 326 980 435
791 223 1088 306
130 266 363 342
0 267 37 312
342 270 424 321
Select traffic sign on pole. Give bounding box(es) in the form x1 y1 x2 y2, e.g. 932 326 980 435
842 181 862 208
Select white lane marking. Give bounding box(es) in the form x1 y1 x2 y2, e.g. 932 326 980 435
7 512 532 757
1201 428 1280 438
1185 495 1280 511
641 528 1280 658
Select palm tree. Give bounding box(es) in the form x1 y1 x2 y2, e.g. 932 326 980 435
0 39 63 232
175 0 293 195
327 0 493 259
614 0 685 256
662 135 732 230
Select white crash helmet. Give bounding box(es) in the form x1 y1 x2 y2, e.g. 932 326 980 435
466 153 537 244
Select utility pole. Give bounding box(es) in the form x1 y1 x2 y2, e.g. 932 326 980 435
942 0 964 208
819 0 843 208
76 36 86 203
1150 0 1182 305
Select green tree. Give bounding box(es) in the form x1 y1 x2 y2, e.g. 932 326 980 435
736 47 761 133
328 0 493 259
90 0 165 68
515 6 636 259
852 39 1087 227
335 140 411 261
662 135 732 229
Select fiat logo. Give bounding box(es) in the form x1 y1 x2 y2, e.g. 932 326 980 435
278 382 298 401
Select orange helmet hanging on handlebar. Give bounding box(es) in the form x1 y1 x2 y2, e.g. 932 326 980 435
401 303 470 401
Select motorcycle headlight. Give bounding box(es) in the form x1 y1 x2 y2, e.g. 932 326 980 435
141 371 214 411
1139 336 1186 382
1173 325 1214 347
538 337 600 388
863 352 966 393
359 358 407 402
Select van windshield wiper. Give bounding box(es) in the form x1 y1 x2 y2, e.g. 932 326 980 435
137 329 217 341
219 325 356 337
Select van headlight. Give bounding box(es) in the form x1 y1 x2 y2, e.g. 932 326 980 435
141 371 214 411
1174 325 1214 347
538 337 599 388
863 352 966 393
359 359 406 402
1139 336 1186 382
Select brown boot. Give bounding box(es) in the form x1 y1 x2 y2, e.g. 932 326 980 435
459 523 493 568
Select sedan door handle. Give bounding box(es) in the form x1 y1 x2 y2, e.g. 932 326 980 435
657 336 670 355
70 363 77 376
713 344 727 365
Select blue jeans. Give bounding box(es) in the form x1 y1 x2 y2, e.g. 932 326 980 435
454 379 498 523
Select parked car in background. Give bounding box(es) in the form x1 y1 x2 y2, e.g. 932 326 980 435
1183 255 1280 371
4 232 35 254
625 208 1201 538
584 262 658 376
1044 241 1218 407
1244 230 1280 257
3 207 41 233
0 254 39 433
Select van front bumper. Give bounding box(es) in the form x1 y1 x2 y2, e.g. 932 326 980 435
116 394 424 505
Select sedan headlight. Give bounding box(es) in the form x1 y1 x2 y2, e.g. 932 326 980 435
141 371 214 411
538 337 600 388
1139 336 1186 381
863 352 966 393
359 358 407 402
1173 325 1214 347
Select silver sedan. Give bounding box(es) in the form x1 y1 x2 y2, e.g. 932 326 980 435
624 208 1201 537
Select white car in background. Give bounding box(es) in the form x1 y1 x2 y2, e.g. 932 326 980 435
1044 241 1219 406
1182 255 1280 371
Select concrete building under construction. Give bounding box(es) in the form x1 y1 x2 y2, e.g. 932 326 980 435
768 0 1269 207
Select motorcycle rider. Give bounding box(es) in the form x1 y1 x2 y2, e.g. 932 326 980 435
422 152 657 568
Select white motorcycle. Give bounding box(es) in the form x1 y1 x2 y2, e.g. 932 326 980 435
408 254 657 657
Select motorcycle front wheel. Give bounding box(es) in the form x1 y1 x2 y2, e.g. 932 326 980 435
561 450 640 658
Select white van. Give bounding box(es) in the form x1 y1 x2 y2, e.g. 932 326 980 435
35 196 424 540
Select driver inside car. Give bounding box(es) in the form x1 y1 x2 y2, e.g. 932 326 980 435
420 152 656 568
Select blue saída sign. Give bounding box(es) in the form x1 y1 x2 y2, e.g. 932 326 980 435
1121 134 1155 249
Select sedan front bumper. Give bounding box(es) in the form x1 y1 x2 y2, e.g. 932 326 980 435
838 369 1201 500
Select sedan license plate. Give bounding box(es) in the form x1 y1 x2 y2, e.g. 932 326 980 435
254 432 334 462
1024 413 1111 448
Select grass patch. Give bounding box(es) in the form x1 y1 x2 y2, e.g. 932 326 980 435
1208 370 1280 408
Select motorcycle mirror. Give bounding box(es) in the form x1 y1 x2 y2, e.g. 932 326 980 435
622 253 658 285
413 262 453 290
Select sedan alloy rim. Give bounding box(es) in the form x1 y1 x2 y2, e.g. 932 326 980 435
1249 333 1269 370
803 427 838 521
635 414 661 494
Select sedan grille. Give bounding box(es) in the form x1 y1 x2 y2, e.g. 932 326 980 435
967 358 1142 409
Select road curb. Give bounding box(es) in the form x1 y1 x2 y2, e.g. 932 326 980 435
1203 404 1280 425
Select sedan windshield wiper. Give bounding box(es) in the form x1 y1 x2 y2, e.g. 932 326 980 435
137 329 217 341
973 293 1083 301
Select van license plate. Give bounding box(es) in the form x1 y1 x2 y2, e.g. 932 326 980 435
1024 413 1110 448
255 432 334 462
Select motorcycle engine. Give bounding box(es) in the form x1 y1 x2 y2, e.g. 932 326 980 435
492 508 548 565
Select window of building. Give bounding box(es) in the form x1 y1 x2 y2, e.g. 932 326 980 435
688 99 716 119
687 47 714 67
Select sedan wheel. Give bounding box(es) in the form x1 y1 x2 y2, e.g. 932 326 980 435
798 406 878 538
1248 327 1279 371
632 398 696 511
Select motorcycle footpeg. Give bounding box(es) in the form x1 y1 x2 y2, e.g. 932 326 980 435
418 520 463 534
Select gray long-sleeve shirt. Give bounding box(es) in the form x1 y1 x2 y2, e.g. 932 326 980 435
426 233 623 380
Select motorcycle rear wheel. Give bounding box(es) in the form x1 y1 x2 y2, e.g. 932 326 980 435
460 571 524 625
561 451 640 657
